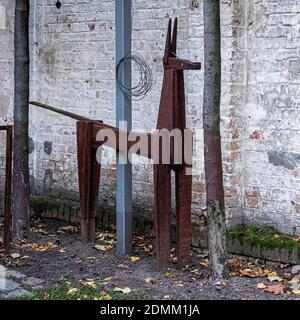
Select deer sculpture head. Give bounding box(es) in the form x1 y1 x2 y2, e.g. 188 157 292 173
163 18 201 71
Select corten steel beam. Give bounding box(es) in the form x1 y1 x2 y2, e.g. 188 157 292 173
115 0 133 255
0 125 13 250
77 121 102 243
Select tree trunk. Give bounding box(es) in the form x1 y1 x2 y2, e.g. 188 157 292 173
12 0 30 241
203 0 228 281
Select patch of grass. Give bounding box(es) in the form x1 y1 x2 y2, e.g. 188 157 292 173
18 277 153 301
228 225 300 250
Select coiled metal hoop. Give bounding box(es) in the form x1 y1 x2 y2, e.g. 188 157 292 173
116 54 153 101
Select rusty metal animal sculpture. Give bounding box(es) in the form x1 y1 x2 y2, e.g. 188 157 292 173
29 18 201 268
154 19 201 267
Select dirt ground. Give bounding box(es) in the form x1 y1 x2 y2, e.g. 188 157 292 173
0 218 299 300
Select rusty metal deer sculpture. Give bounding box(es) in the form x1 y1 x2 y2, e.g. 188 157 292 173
154 19 201 268
29 18 201 268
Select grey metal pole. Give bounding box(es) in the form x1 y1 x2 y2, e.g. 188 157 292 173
116 0 132 255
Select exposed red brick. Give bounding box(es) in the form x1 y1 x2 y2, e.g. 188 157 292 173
193 182 206 193
224 186 237 197
245 196 259 208
232 130 239 139
249 131 261 140
227 142 240 152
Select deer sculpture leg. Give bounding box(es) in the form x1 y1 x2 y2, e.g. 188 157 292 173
175 166 192 266
77 121 101 243
154 164 172 268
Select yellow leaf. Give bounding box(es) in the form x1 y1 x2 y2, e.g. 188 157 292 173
164 271 175 278
57 226 79 234
94 245 107 251
199 259 209 268
191 269 199 275
103 277 113 282
67 288 79 295
113 287 132 294
31 242 57 251
83 281 97 289
130 256 140 263
292 289 300 295
31 227 48 235
267 275 283 282
98 295 113 300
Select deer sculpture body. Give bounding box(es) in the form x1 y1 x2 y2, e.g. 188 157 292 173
154 19 201 268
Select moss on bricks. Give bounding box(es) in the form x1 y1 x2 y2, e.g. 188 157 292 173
228 225 300 251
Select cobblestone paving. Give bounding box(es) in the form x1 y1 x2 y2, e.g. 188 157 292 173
0 265 45 299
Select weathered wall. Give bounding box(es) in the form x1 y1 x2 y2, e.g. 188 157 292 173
242 0 300 234
0 0 299 240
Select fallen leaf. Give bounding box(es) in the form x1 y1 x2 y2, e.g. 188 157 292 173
191 269 199 276
214 280 228 290
59 248 66 253
182 264 190 271
264 284 285 295
57 226 79 234
82 281 97 289
98 295 113 300
113 287 132 294
257 283 267 289
163 295 171 299
118 263 129 269
30 242 57 252
171 255 178 263
292 289 300 295
144 277 156 285
164 271 175 278
94 245 107 251
67 288 79 295
199 259 209 268
267 275 283 282
130 256 140 263
31 227 48 235
175 281 183 287
289 276 300 284
103 277 113 282
11 253 21 259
